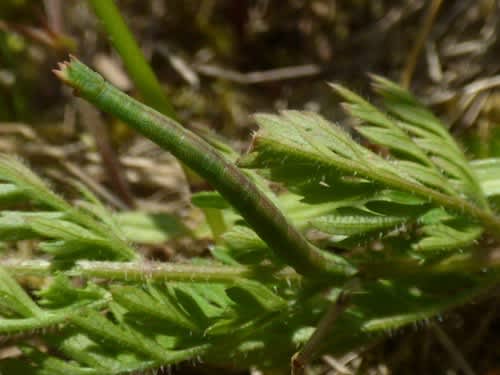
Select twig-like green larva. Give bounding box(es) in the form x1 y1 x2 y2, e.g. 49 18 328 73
54 57 356 279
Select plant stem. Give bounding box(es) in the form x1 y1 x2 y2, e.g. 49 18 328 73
87 0 176 118
71 260 258 283
0 259 53 277
2 246 499 285
0 258 302 284
292 289 351 375
431 323 476 375
54 58 356 279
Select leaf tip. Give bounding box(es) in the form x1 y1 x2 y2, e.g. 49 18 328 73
327 82 342 92
252 112 269 123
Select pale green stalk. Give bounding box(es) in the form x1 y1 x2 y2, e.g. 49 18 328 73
71 260 260 283
4 250 500 284
0 259 301 284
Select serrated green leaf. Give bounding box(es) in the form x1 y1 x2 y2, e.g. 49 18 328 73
332 83 432 166
241 109 465 217
56 333 124 372
392 160 456 195
334 77 486 208
0 211 64 241
0 313 68 333
470 158 500 198
72 310 210 366
0 297 108 334
0 290 37 317
30 218 133 260
357 126 430 165
71 310 174 362
361 281 487 332
172 284 224 322
30 218 103 242
227 280 287 312
222 225 275 264
413 223 483 252
189 283 234 310
55 332 157 374
18 346 98 375
0 266 42 317
115 211 188 244
37 275 103 308
0 155 70 211
370 76 486 207
370 190 427 205
191 191 230 209
311 211 407 235
0 183 24 203
204 311 278 337
72 182 124 235
111 285 199 331
418 208 454 225
38 240 96 257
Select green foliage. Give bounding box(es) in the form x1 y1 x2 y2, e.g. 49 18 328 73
2 76 500 374
240 78 487 258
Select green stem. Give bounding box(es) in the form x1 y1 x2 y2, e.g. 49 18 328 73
71 260 258 283
0 259 53 276
3 248 499 285
0 258 302 284
54 57 355 279
87 0 176 118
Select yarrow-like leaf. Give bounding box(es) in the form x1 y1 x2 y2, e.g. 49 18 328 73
239 77 492 258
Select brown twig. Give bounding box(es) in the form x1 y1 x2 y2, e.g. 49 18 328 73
0 20 74 51
431 323 476 375
77 99 136 209
195 64 322 84
292 290 352 375
43 0 64 34
400 0 443 88
60 161 129 210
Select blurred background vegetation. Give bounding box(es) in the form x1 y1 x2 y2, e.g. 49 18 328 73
1 0 500 373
